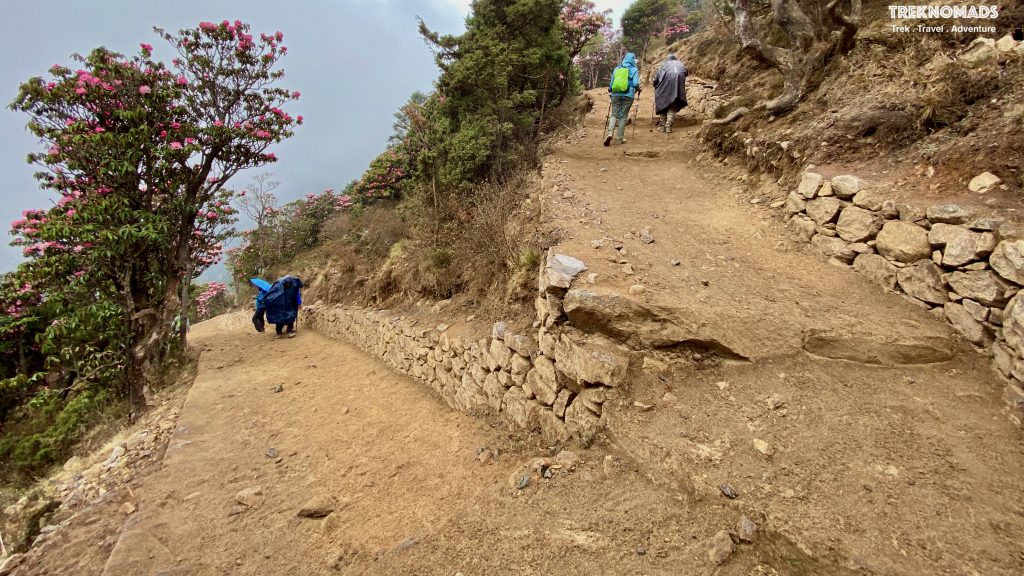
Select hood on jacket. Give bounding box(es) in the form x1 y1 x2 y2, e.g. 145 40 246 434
621 52 637 68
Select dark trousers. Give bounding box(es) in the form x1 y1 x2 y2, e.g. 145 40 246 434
252 308 266 332
275 309 297 335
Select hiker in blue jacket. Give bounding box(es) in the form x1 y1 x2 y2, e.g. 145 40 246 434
249 278 272 333
252 287 268 333
265 275 303 338
605 52 642 146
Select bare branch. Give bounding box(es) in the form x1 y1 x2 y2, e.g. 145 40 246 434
827 0 862 53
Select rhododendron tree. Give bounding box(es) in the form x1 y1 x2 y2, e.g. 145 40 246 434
622 0 681 58
561 0 612 60
10 20 299 414
194 281 229 319
576 27 624 89
227 188 353 285
233 172 281 275
659 13 691 41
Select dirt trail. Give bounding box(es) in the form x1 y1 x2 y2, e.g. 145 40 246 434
9 89 1024 576
8 312 777 575
545 91 955 362
532 89 1024 575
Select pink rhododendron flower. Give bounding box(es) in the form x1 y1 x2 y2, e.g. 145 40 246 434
171 121 181 129
139 85 152 94
177 75 187 85
140 43 153 51
185 137 196 144
170 141 183 149
95 126 105 133
213 120 223 127
296 115 303 124
264 152 277 160
75 87 86 95
292 91 300 98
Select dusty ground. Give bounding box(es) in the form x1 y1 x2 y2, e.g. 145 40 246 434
6 88 1024 576
532 89 1024 575
4 312 779 575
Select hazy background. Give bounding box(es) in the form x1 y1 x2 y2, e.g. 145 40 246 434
0 0 631 280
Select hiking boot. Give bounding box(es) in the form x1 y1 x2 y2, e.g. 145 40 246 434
619 139 626 144
603 135 612 147
287 333 296 339
658 126 666 132
665 126 673 133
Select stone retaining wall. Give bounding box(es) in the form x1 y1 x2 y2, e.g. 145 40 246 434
302 252 632 443
784 170 1024 423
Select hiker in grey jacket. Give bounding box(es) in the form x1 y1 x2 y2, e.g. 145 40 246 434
653 54 688 133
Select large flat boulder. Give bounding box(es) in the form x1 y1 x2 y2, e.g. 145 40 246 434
802 328 953 365
562 286 749 359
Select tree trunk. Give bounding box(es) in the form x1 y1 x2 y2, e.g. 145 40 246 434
18 338 27 374
178 261 195 346
731 0 861 116
537 73 549 138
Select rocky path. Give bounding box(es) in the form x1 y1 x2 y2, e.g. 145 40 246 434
6 313 776 575
544 91 955 363
531 89 1024 575
7 90 1024 576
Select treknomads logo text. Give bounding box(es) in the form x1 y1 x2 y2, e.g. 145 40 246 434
887 4 1001 33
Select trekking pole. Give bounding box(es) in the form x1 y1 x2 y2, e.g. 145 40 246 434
631 89 641 137
604 98 611 138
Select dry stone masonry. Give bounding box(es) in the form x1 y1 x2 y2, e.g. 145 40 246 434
302 250 632 444
785 169 1024 423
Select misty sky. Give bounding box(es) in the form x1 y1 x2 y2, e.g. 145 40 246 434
0 0 632 278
